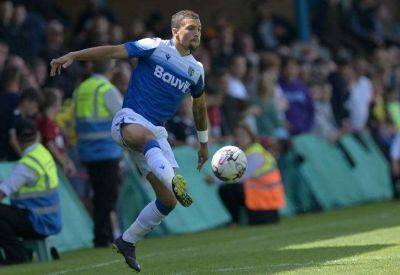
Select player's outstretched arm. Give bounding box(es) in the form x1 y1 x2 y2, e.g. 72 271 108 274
192 93 209 170
50 44 128 77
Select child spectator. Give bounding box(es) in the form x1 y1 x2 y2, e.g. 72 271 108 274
37 88 76 176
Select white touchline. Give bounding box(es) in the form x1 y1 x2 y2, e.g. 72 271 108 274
46 259 123 275
46 247 197 275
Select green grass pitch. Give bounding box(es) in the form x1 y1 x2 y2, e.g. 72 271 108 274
2 201 400 274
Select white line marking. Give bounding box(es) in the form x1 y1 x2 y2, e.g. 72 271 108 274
46 247 197 275
46 259 122 275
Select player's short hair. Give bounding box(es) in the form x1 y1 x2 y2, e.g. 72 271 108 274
171 10 200 29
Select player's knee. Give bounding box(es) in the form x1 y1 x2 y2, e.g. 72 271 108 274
121 124 139 149
121 124 156 151
143 132 156 143
137 128 157 152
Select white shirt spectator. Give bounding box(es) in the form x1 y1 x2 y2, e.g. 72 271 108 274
227 76 248 100
312 101 337 139
347 76 373 131
391 132 400 161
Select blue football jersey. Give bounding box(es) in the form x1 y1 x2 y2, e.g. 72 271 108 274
123 38 205 126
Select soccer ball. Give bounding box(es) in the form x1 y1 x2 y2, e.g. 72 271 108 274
211 146 247 183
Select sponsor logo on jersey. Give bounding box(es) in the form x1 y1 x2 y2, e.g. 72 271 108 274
154 65 191 93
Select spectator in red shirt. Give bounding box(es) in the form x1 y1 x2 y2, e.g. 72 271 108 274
37 88 76 176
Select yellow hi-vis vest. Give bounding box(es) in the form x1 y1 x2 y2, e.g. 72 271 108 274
74 75 114 125
387 102 400 130
11 144 62 236
244 143 285 211
73 75 121 162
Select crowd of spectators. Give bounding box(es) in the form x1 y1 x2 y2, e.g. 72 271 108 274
1 0 400 203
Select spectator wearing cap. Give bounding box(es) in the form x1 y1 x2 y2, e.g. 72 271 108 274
0 118 62 265
0 68 22 160
7 88 41 161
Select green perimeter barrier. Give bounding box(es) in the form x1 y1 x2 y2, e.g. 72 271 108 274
278 151 317 215
340 132 392 200
291 131 392 210
0 163 93 252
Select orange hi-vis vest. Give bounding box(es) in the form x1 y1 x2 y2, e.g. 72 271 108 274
244 143 286 211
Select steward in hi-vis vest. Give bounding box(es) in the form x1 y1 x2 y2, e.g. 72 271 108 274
243 143 285 211
0 118 61 265
74 74 122 162
73 60 123 248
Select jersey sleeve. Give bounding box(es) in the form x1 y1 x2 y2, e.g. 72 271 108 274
124 38 160 59
191 63 205 98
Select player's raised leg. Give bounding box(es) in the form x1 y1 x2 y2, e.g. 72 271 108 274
120 123 193 206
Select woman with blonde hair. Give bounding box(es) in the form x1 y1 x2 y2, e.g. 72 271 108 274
252 72 288 138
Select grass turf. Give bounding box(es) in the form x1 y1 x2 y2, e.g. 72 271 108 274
2 201 400 274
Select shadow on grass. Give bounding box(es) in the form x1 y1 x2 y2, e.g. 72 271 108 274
216 201 400 250
263 244 395 273
203 244 396 274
